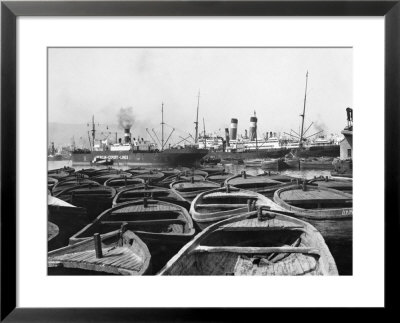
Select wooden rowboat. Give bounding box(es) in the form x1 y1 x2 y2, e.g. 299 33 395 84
70 199 195 272
48 228 151 275
48 177 58 191
158 208 338 275
181 169 208 178
52 179 100 196
170 179 220 202
48 195 90 251
48 166 75 175
299 158 334 170
112 184 190 209
199 165 225 175
191 186 290 230
103 176 145 190
225 171 293 198
273 184 352 220
55 185 116 221
91 172 132 185
131 171 165 184
308 176 352 194
205 172 233 184
283 158 300 169
260 158 286 171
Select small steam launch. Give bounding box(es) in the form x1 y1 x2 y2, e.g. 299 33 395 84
71 105 208 167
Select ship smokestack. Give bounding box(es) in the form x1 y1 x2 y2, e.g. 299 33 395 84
249 116 257 141
244 129 248 138
124 128 131 143
230 118 238 140
225 128 230 146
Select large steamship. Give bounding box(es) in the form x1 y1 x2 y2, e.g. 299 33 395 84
203 73 340 160
71 106 208 167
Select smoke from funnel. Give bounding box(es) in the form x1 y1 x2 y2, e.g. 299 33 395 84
313 120 326 133
118 107 135 130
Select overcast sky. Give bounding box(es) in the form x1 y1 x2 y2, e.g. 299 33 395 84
48 47 352 144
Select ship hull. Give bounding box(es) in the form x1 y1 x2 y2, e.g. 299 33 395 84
71 149 208 167
204 145 339 162
205 148 290 161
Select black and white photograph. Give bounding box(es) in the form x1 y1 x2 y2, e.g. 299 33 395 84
47 47 353 276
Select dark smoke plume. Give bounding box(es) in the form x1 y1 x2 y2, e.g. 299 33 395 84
118 107 135 130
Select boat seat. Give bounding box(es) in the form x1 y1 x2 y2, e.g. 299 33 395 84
190 246 320 256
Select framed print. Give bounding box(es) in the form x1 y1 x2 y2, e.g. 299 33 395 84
1 0 399 320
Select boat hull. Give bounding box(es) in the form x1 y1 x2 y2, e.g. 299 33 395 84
71 148 208 167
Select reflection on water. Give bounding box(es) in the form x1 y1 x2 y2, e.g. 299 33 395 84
48 160 352 275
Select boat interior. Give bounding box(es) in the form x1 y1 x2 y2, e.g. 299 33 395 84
74 203 191 238
165 227 322 275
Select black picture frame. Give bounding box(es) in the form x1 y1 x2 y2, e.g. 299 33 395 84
1 0 399 321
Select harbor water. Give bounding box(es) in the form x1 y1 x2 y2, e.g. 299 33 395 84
48 160 353 275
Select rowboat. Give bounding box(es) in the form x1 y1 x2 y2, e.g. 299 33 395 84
156 172 206 188
225 171 293 198
70 199 195 273
273 184 353 220
48 166 75 175
170 179 220 202
48 195 90 251
48 228 151 275
155 168 180 177
181 169 208 178
75 168 97 177
91 172 132 185
52 179 101 196
112 184 190 209
104 177 145 189
243 159 264 167
55 184 117 221
260 158 287 171
199 165 225 175
191 186 290 230
299 157 334 170
48 177 58 191
158 208 338 275
283 158 300 169
126 167 150 175
331 171 352 179
131 171 165 184
205 171 234 184
308 176 353 194
57 173 89 182
46 170 70 181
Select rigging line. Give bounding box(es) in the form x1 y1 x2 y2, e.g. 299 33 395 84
162 129 175 150
151 129 162 146
302 122 314 137
303 130 324 139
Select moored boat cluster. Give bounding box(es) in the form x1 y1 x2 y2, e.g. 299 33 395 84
48 163 352 276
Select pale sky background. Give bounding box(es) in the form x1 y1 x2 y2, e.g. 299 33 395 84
48 47 352 146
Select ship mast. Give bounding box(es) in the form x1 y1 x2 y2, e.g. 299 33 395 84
194 90 200 143
161 102 165 151
299 71 309 148
203 117 206 148
254 110 258 152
